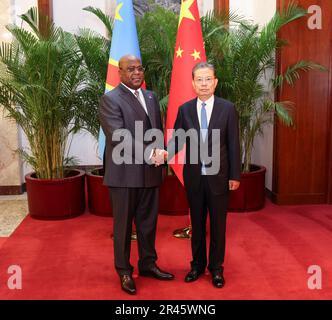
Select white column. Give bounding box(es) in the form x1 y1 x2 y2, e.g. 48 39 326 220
198 0 214 16
230 0 276 26
53 0 109 35
8 0 49 181
0 0 30 190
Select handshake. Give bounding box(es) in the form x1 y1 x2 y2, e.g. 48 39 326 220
151 148 168 167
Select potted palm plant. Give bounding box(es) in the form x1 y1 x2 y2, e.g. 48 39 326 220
0 8 86 219
203 3 325 211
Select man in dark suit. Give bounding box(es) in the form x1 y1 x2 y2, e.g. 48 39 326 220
167 62 241 288
99 54 174 295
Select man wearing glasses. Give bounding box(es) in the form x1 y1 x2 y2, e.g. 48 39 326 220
99 54 174 295
167 62 241 288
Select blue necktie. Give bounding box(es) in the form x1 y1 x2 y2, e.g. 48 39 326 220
201 102 208 175
201 102 208 141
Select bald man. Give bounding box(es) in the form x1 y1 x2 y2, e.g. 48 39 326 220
99 55 174 295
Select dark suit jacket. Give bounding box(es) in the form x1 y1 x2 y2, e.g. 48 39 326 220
167 96 241 195
98 84 163 188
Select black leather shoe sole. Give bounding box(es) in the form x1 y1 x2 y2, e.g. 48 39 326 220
121 286 136 295
139 270 174 280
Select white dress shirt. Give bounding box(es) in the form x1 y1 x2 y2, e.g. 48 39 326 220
197 95 214 127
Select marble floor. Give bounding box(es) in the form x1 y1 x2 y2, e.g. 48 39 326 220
0 193 28 237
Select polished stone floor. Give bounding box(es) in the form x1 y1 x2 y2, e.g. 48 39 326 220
0 193 28 237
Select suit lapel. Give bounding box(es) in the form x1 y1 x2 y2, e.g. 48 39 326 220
188 98 200 131
142 89 156 128
208 96 223 138
119 84 147 120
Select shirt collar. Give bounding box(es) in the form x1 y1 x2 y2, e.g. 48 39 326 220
197 95 214 106
121 82 142 95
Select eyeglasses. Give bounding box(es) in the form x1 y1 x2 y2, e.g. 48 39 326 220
194 77 215 84
120 66 145 73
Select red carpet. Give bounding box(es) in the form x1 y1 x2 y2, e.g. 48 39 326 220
0 237 7 249
0 200 331 300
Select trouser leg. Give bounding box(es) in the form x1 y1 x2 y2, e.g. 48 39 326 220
186 180 208 271
109 187 135 275
135 188 159 271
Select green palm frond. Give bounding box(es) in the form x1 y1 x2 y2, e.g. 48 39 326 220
83 6 114 38
272 61 326 89
263 100 294 126
159 94 169 116
257 2 307 68
74 27 110 139
19 7 39 34
20 7 62 41
75 28 109 83
75 7 115 139
279 0 308 25
281 61 326 87
5 25 38 54
137 6 177 102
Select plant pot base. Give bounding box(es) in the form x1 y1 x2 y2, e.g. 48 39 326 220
26 169 86 220
228 164 266 212
30 211 84 220
87 168 113 217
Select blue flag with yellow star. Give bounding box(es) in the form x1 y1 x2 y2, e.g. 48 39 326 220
98 0 142 159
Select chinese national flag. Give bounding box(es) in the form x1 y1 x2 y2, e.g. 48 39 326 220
166 0 206 185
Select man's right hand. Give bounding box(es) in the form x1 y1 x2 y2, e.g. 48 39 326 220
151 149 168 166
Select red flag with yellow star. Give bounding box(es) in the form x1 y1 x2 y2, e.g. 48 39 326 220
166 0 206 185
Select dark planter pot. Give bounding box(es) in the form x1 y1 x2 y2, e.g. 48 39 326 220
159 174 189 215
86 168 113 217
228 164 266 212
25 169 86 220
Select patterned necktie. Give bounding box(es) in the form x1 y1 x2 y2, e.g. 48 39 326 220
134 90 147 114
134 90 143 105
201 102 208 175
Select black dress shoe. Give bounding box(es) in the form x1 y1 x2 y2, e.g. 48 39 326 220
184 269 204 282
139 265 174 280
120 274 136 295
212 272 225 288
